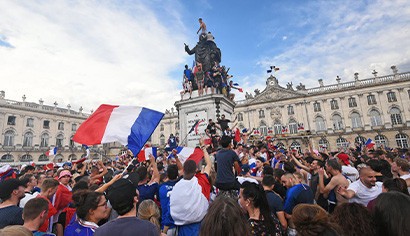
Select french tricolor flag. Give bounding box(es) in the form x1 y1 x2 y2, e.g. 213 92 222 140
73 104 164 156
365 138 376 149
46 147 58 157
137 147 158 162
168 146 204 164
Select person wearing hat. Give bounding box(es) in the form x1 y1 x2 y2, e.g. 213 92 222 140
54 170 73 215
0 178 25 229
236 165 258 184
335 152 359 182
94 179 158 236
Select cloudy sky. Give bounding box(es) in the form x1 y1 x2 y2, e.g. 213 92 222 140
1 0 409 112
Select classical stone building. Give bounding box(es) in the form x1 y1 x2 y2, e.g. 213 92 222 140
0 92 98 165
152 67 410 151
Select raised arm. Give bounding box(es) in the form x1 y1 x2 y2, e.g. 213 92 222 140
148 154 160 184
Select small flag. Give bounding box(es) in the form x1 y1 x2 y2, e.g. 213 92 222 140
45 147 58 157
365 138 376 149
167 146 204 164
137 147 158 162
189 119 204 135
267 66 280 73
232 82 243 93
82 145 90 158
72 104 164 155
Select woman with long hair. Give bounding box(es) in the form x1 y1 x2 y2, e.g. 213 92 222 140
200 196 250 236
331 202 375 236
239 181 283 236
293 204 339 236
137 199 161 231
64 190 110 236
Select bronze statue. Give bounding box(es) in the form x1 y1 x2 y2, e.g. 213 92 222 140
184 33 221 73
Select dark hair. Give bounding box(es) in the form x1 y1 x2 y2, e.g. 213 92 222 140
316 160 325 168
293 204 340 236
367 159 383 172
330 202 375 236
41 178 59 192
72 190 104 220
374 192 410 236
379 159 393 178
23 198 49 221
167 165 179 180
183 160 197 178
326 159 342 172
200 196 251 236
241 182 275 234
219 136 232 148
19 174 34 188
72 181 89 193
262 166 273 176
382 178 409 195
272 168 285 180
136 166 148 181
262 175 275 187
283 161 296 173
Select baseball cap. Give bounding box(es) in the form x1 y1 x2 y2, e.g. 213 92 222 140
106 178 136 214
337 153 350 165
241 165 250 175
0 178 24 201
58 170 73 179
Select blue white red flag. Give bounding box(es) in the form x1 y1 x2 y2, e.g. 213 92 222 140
365 138 376 149
46 147 58 157
167 146 204 164
137 147 158 162
73 104 164 156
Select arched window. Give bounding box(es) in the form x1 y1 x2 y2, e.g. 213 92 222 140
396 134 409 148
259 110 265 118
56 134 64 147
160 124 164 132
370 110 383 127
375 135 388 148
355 136 366 145
290 141 301 153
1 154 13 162
276 142 285 149
315 116 326 131
237 113 244 122
21 154 33 162
351 112 362 128
23 132 34 147
390 108 402 125
318 138 329 151
289 119 298 134
55 154 64 162
336 137 348 147
68 154 77 161
160 134 165 146
40 133 49 147
4 130 15 146
332 114 343 130
259 121 267 136
38 154 49 162
274 122 282 135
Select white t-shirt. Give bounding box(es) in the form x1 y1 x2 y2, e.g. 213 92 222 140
19 191 39 208
400 173 410 180
347 180 382 206
237 176 259 185
342 165 359 182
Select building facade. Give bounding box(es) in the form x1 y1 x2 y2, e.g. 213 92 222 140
152 68 410 151
0 92 95 165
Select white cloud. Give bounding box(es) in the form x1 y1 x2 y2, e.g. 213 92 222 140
0 1 189 112
282 36 287 41
257 0 410 90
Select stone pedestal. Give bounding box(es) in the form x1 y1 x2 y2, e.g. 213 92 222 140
175 94 235 147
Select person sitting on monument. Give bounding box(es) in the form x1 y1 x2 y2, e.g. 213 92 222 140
195 63 205 96
180 77 192 100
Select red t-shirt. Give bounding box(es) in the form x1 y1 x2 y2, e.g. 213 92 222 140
195 172 211 200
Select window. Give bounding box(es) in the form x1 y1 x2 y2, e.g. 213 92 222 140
68 154 77 161
259 121 268 136
3 130 14 146
0 154 13 162
370 110 383 126
72 124 77 131
160 134 165 146
348 97 357 107
375 135 388 148
289 119 298 134
38 154 49 162
290 141 301 153
408 90 410 99
175 122 179 130
56 134 64 147
318 138 329 151
276 142 285 149
332 114 343 130
20 154 33 162
274 123 282 135
43 120 50 129
70 136 75 147
367 95 377 105
259 110 265 118
351 112 362 128
23 132 33 147
7 116 16 125
160 124 164 132
330 100 339 110
315 116 326 131
336 137 349 147
57 122 64 130
40 133 49 147
288 106 294 115
355 136 366 145
387 92 397 102
237 113 244 122
26 118 34 127
390 108 402 125
313 102 321 112
396 134 409 148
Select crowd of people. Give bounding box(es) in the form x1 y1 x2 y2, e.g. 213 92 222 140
1 113 410 236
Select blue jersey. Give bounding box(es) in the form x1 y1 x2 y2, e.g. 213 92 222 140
158 180 178 228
